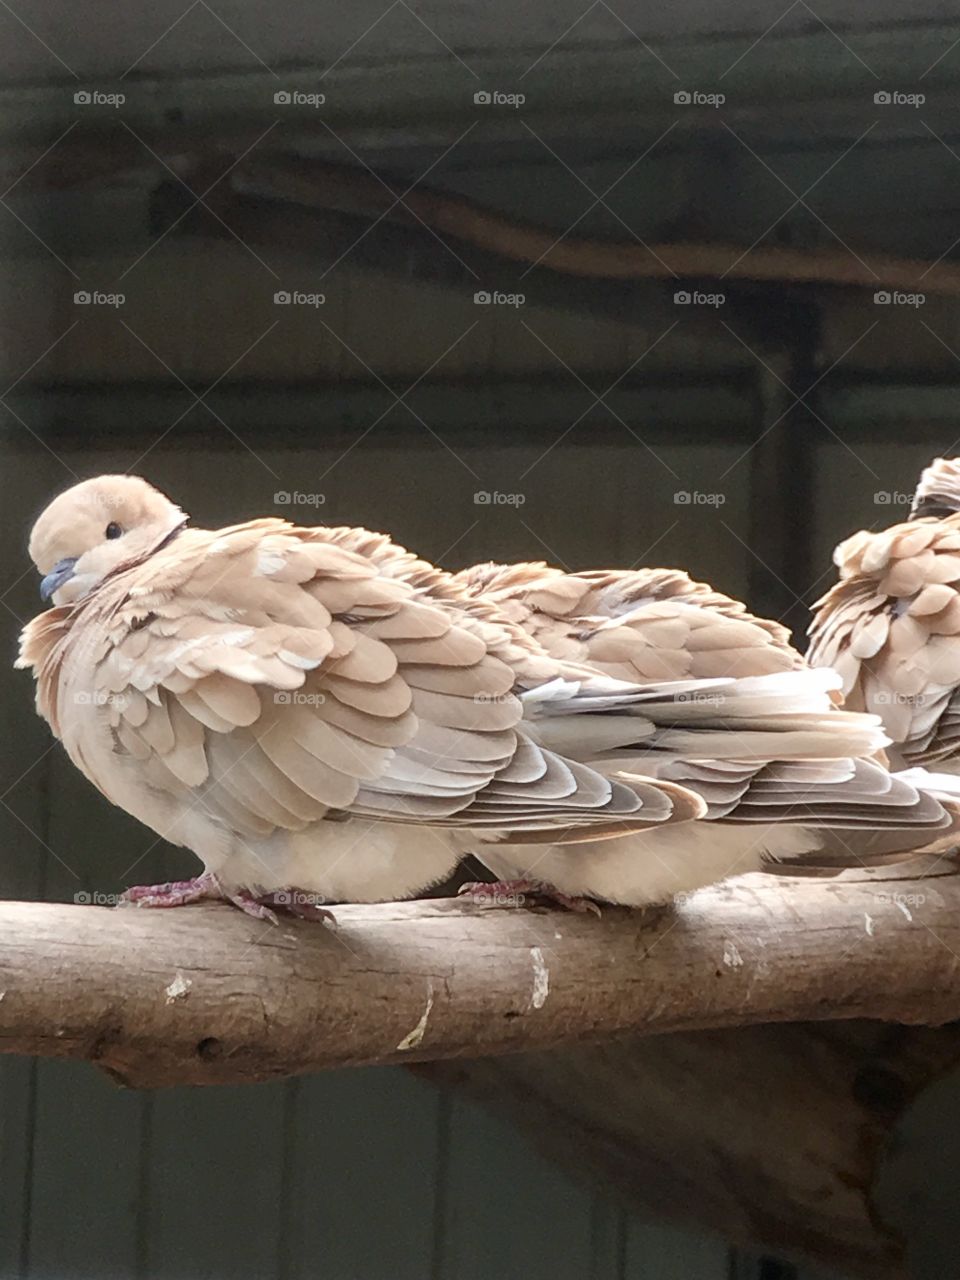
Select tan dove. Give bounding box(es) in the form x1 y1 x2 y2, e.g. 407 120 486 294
810 455 960 782
452 558 960 872
17 476 957 918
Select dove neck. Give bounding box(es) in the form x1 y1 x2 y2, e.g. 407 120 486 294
150 517 189 554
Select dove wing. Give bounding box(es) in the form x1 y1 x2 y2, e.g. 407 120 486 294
32 522 700 839
452 559 958 840
453 562 799 681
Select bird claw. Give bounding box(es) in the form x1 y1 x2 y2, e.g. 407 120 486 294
119 872 222 910
457 878 602 916
118 876 336 926
256 892 338 926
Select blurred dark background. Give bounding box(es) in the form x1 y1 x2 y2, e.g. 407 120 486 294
2 1 959 1276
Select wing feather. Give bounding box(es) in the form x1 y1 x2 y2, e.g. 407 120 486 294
33 521 700 843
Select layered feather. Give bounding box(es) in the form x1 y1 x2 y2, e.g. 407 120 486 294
809 499 960 770
19 477 960 909
450 559 956 851
19 502 722 903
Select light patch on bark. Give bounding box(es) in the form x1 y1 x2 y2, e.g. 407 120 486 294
530 947 550 1008
164 971 192 1004
864 913 876 937
722 942 743 969
397 980 434 1050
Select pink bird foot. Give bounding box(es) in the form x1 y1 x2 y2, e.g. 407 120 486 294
457 878 602 916
120 872 225 910
119 874 336 925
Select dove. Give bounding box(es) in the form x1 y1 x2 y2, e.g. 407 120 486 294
809 455 960 778
451 558 960 879
17 476 958 919
15 474 711 917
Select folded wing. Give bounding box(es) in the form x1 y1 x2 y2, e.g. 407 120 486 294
21 522 708 844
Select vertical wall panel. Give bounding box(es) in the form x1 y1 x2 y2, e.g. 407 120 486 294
588 1200 627 1280
26 1062 143 1279
0 442 78 1277
143 1084 288 1280
623 1221 731 1280
437 1097 608 1280
286 1068 442 1280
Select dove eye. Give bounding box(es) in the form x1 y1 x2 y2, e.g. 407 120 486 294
105 522 123 540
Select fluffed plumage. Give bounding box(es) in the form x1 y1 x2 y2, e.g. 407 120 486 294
810 455 960 773
17 477 960 913
453 558 960 875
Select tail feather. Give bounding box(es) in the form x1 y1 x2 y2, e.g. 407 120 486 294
530 667 889 766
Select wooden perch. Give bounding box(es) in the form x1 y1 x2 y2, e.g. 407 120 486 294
2 865 960 1089
12 134 960 295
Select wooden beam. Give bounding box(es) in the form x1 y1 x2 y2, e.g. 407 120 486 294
419 1021 960 1279
4 21 960 149
1 866 960 1089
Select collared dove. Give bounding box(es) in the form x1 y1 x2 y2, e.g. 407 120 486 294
452 558 960 880
810 455 960 783
17 476 958 918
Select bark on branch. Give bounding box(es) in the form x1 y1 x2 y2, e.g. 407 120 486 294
2 865 960 1088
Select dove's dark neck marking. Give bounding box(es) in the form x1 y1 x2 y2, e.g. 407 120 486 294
92 518 190 601
910 499 960 520
152 518 189 553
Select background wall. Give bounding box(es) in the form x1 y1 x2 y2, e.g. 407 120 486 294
3 2 960 1276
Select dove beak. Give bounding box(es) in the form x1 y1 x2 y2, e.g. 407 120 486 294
40 557 78 602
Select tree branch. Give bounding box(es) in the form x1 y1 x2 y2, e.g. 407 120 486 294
2 866 960 1088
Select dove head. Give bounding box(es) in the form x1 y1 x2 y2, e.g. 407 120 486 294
28 475 187 606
